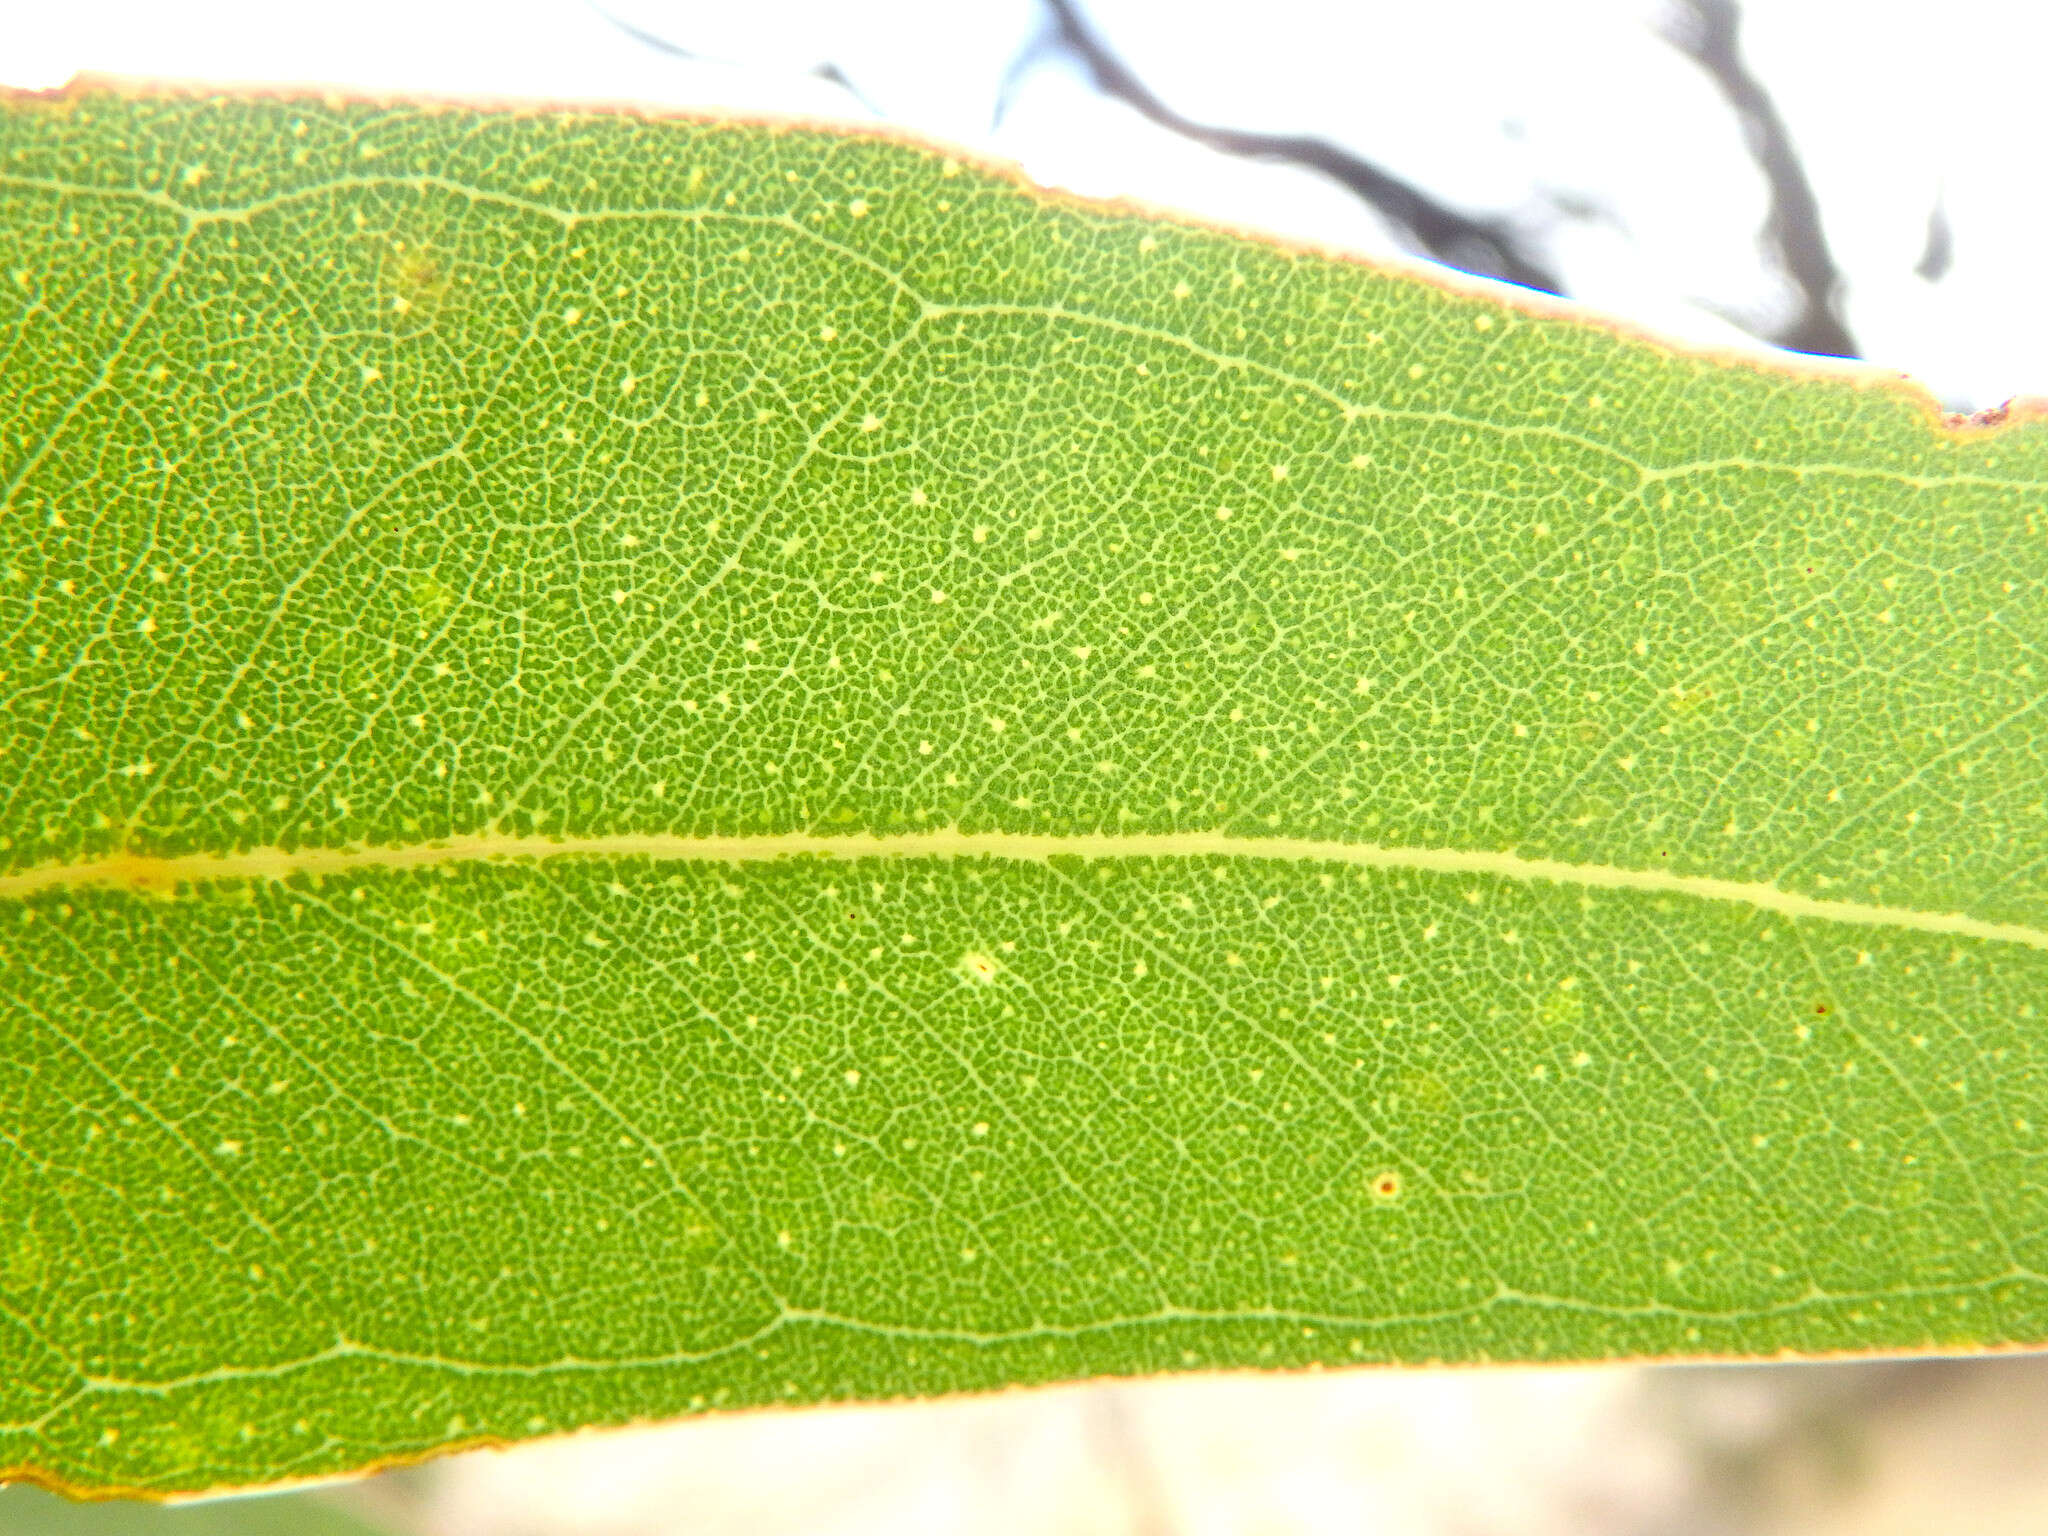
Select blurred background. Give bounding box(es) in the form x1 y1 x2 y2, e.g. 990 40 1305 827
6 1 2048 1531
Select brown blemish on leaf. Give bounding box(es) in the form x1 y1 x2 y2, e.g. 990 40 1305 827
1941 398 2048 436
93 852 187 896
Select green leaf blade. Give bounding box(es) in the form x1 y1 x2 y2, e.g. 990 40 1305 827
4 88 2048 1495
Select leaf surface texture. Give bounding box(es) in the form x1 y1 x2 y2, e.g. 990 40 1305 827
4 92 2048 1495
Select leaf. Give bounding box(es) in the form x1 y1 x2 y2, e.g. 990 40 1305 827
0 1481 384 1535
3 85 2047 1499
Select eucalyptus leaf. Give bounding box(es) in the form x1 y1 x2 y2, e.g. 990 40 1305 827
4 88 2048 1497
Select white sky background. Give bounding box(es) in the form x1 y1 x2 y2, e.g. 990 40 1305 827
6 0 2046 409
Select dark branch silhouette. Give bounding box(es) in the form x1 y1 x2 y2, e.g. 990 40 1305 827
1039 0 1562 295
589 5 880 116
1664 0 1858 357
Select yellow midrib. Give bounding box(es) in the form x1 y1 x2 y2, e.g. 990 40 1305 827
1 829 2041 953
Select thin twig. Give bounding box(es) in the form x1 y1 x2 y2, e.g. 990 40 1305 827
1665 0 1858 357
1915 192 1952 282
588 4 881 115
1040 0 1562 294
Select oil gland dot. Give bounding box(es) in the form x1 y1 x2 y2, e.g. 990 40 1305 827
957 952 1002 985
